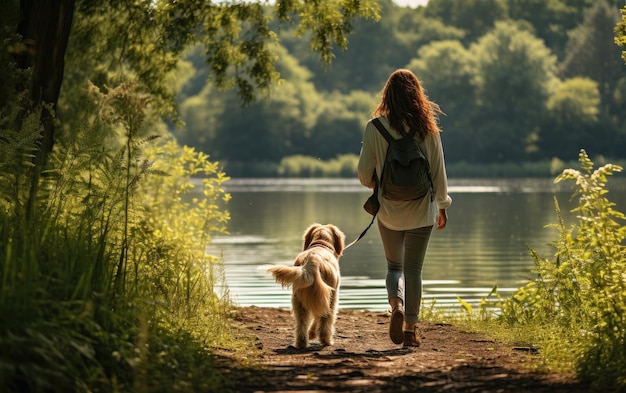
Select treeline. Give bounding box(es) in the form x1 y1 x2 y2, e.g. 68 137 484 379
173 0 626 177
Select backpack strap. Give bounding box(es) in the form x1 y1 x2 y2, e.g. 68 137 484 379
370 118 389 187
372 118 394 143
372 118 416 141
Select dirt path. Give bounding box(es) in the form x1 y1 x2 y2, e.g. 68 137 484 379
218 306 587 392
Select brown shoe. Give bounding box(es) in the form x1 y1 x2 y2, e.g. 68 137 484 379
389 306 405 344
403 328 422 347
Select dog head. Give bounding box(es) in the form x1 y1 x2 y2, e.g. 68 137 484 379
302 223 346 257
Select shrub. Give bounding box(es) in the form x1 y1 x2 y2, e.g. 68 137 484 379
0 82 234 392
499 149 626 390
278 154 359 177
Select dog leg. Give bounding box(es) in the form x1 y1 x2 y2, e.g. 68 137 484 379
293 298 311 349
318 315 335 346
318 291 338 347
309 319 318 341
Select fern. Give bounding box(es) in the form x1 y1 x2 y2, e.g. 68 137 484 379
0 95 44 213
1 79 234 392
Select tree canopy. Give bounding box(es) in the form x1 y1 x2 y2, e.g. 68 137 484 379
1 0 380 205
171 0 626 176
3 0 626 179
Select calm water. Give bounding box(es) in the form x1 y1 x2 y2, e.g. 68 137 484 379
206 177 626 312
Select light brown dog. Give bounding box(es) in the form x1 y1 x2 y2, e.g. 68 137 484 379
268 223 345 349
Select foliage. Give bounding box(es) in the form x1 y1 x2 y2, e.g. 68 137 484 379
178 42 371 167
0 0 22 109
0 81 237 392
617 5 626 63
469 21 558 162
540 77 602 157
171 0 626 175
0 94 44 214
507 0 594 60
406 40 476 162
280 0 418 93
60 0 380 121
136 139 232 335
8 1 626 178
561 0 624 125
424 0 507 44
204 152 626 179
446 160 555 178
497 150 626 390
0 0 380 193
278 154 358 177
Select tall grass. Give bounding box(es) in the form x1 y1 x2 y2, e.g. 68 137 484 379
0 82 235 392
459 150 626 391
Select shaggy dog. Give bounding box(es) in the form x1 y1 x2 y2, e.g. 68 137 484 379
268 223 345 349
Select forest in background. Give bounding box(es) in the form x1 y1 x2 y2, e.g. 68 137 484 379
173 0 626 177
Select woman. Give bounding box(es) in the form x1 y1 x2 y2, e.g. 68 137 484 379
357 69 452 347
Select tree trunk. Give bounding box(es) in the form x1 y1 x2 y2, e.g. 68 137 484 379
17 0 75 217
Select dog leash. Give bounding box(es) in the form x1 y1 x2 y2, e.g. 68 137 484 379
344 214 376 250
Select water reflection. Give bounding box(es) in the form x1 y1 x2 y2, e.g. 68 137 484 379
206 177 625 312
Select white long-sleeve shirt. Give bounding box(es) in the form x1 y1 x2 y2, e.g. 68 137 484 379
357 116 452 231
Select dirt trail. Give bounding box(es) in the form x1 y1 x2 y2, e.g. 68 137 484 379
217 306 587 392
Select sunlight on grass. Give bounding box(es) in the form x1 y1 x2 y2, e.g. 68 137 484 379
438 151 626 391
0 82 242 392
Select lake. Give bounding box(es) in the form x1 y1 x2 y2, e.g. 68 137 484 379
206 177 626 313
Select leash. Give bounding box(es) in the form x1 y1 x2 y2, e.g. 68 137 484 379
344 213 376 250
345 175 380 250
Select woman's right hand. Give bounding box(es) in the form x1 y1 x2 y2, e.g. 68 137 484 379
436 209 448 230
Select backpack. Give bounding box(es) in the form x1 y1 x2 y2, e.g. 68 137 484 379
372 118 433 202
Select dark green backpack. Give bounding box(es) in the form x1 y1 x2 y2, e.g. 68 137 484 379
373 118 433 202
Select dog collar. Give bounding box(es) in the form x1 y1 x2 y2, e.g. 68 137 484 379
308 241 336 255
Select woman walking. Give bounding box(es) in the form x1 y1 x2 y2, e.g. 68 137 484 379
357 69 452 347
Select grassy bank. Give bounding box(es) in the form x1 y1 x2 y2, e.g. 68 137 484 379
0 83 239 392
434 151 626 392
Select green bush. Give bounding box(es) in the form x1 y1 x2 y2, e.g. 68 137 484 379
277 154 359 177
0 82 235 392
499 150 626 391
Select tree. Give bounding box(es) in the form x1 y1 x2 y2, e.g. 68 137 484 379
424 0 507 45
297 89 372 159
184 43 320 166
539 77 601 158
395 6 465 51
279 0 410 94
177 42 373 172
3 0 380 213
469 22 558 162
4 0 76 217
13 0 75 154
561 0 624 108
506 0 587 60
406 40 476 163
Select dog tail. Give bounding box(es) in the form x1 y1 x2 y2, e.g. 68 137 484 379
268 262 334 317
268 265 310 288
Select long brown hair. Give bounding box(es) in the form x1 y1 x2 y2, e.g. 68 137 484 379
374 69 443 139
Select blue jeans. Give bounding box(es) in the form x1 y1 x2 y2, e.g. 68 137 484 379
378 221 433 325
